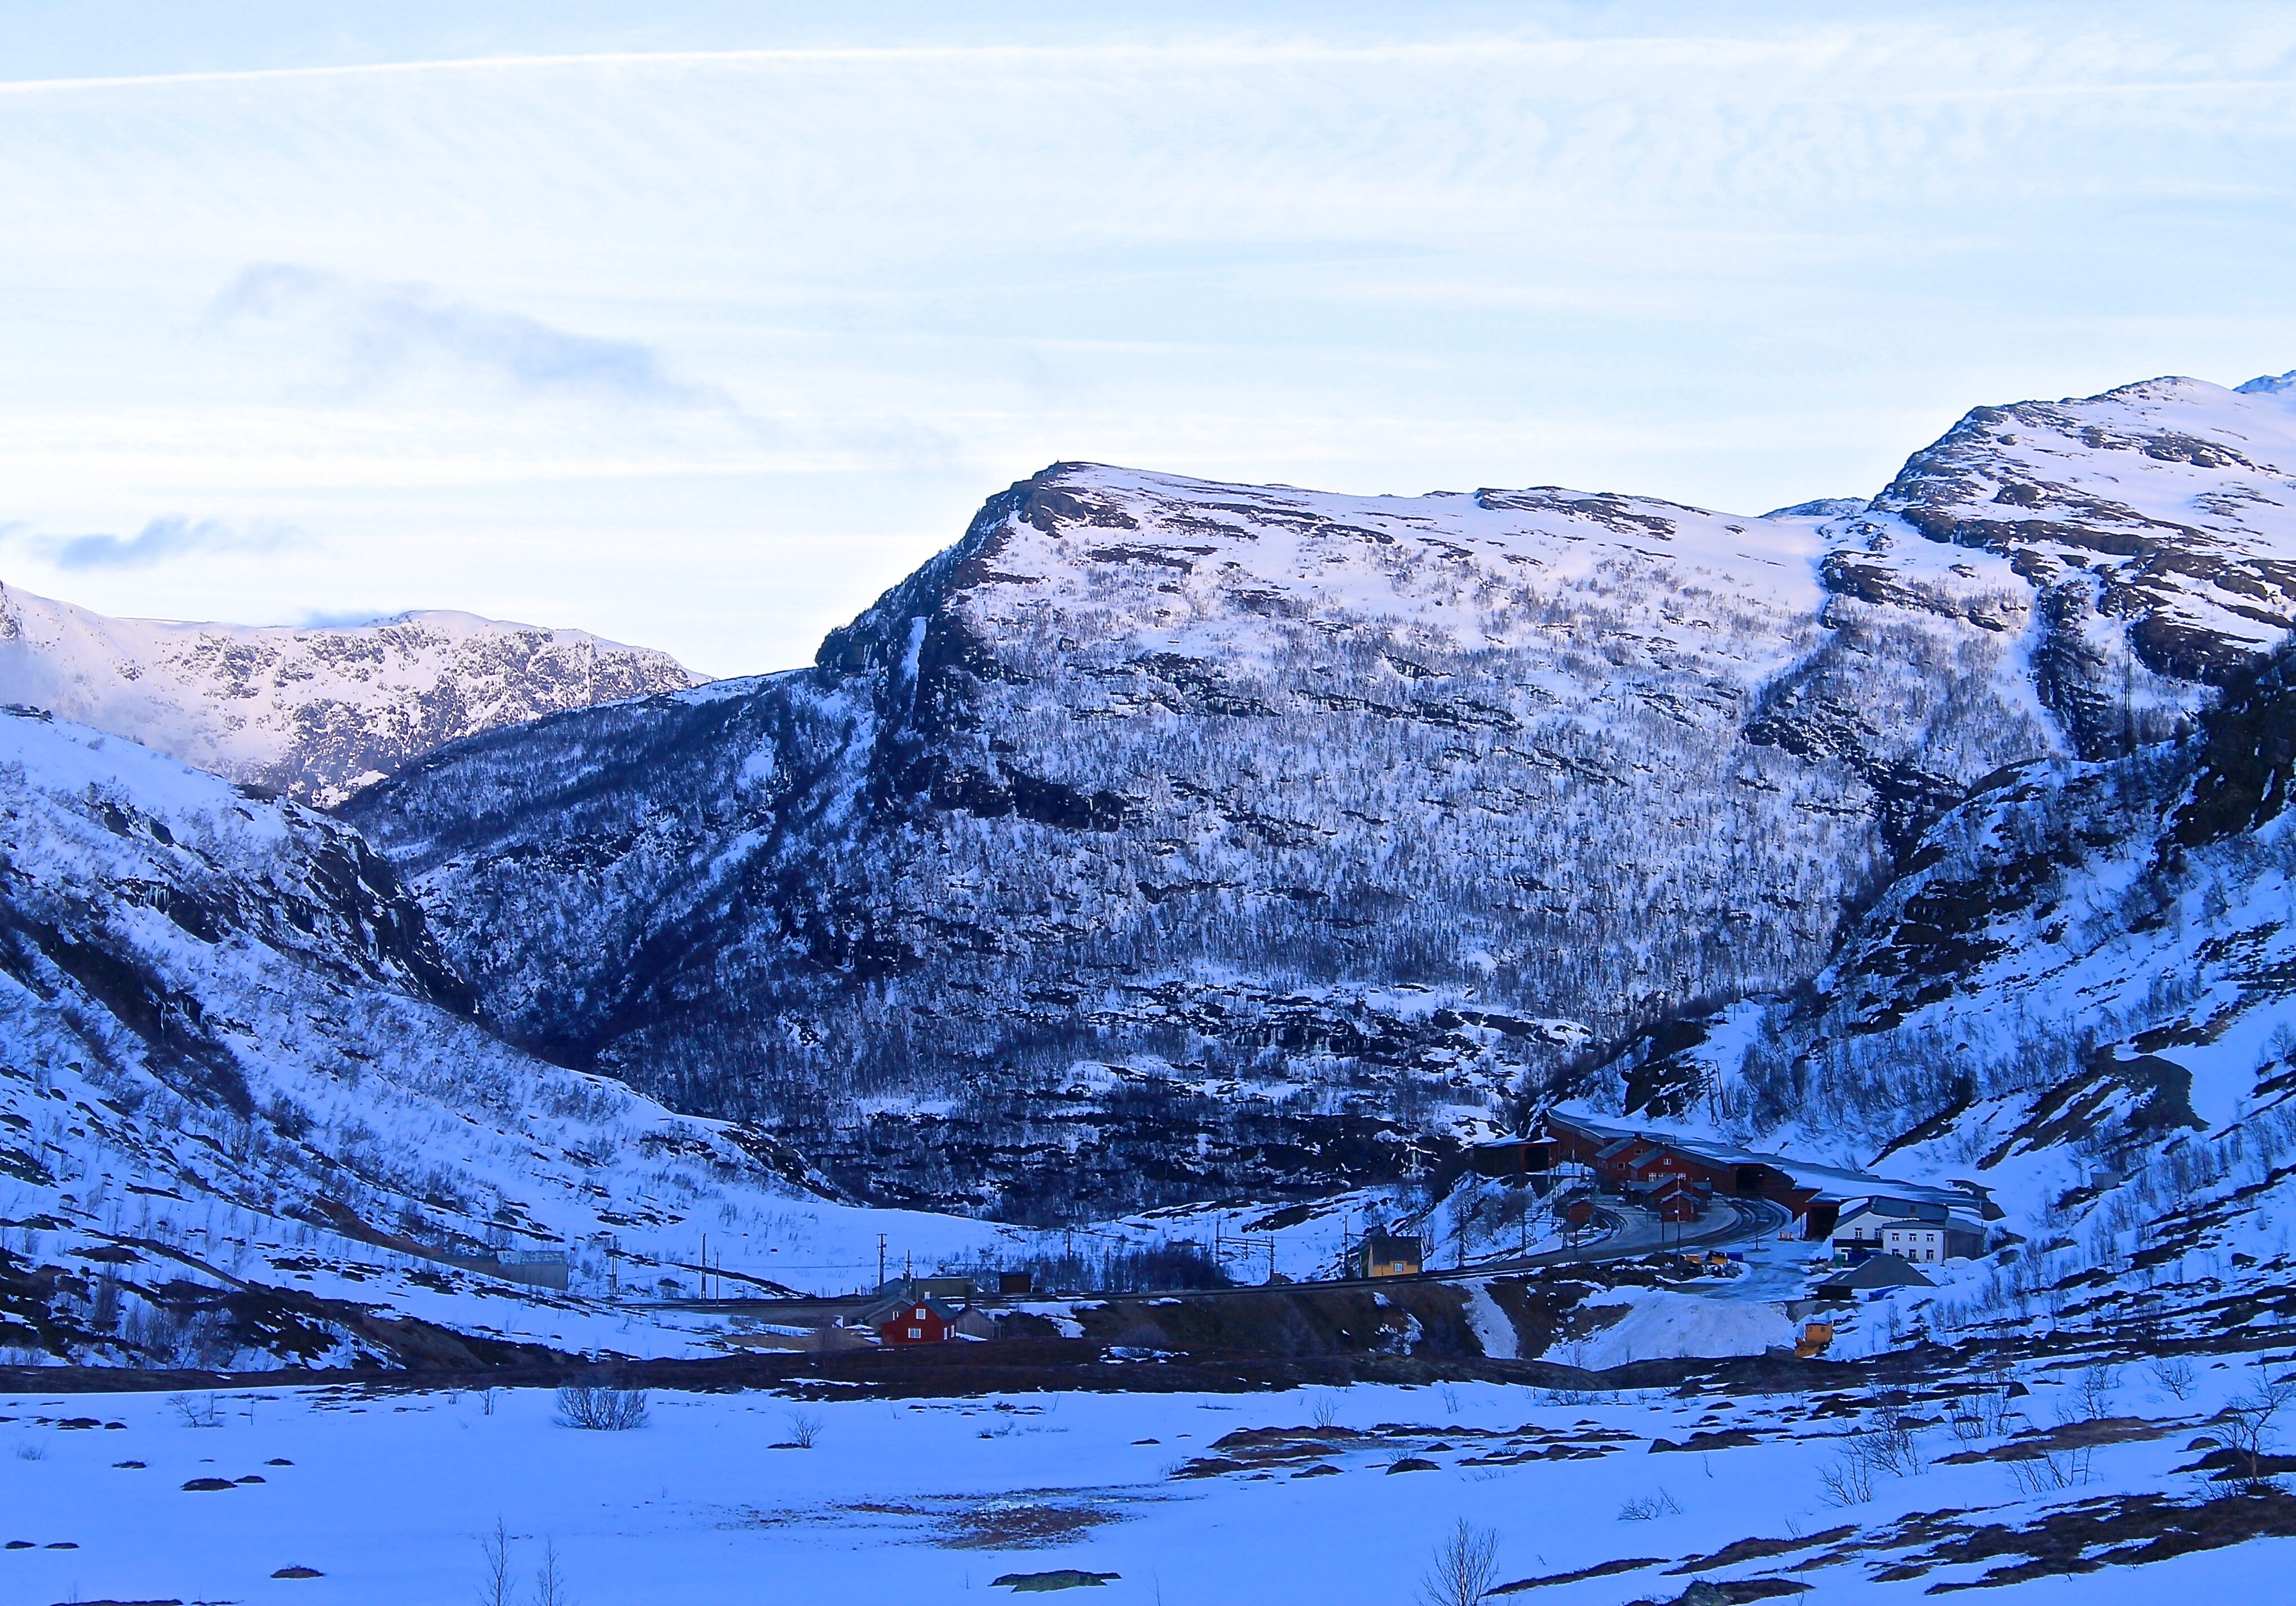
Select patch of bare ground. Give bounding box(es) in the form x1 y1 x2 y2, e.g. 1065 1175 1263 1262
1631 1582 1810 1604
1166 1419 1632 1479
1489 1555 1666 1594
1893 1488 2296 1590
1649 1429 1767 1453
1935 1414 2191 1464
1663 1528 1856 1574
745 1494 1130 1551
939 1498 1123 1550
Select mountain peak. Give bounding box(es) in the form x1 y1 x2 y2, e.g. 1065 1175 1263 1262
0 581 704 804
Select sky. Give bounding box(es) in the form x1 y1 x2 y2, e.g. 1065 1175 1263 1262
3 2 2294 677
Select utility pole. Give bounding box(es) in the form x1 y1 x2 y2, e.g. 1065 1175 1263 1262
700 1233 708 1300
1267 1236 1275 1285
877 1233 886 1290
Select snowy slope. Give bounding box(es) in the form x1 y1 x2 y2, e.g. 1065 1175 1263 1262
0 584 702 805
0 706 1018 1367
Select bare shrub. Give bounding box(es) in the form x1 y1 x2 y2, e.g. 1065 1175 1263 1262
785 1410 822 1449
1310 1392 1341 1430
1819 1450 1875 1507
2220 1365 2296 1493
478 1518 513 1606
1439 1384 1462 1417
533 1538 567 1606
554 1384 648 1431
1419 1518 1500 1606
1865 1418 1925 1477
14 1441 47 1461
2076 1362 2118 1420
1617 1489 1681 1521
2151 1355 2197 1402
1973 1367 2021 1435
169 1392 221 1428
2006 1448 2092 1494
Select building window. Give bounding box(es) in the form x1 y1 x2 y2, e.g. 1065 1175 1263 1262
908 1327 922 1339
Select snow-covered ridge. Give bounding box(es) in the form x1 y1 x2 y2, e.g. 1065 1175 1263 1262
0 584 704 805
1861 373 2296 750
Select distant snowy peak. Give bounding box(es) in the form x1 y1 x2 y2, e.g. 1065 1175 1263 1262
2235 368 2296 395
1866 374 2296 693
0 584 705 805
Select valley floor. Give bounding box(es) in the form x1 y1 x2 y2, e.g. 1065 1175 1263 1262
6 1358 2290 1604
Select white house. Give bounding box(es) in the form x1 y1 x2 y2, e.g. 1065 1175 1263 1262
1879 1216 1986 1264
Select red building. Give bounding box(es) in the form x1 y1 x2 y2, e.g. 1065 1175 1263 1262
875 1296 959 1344
1626 1146 1697 1189
1542 1113 1973 1241
1592 1136 1657 1184
1653 1181 1705 1223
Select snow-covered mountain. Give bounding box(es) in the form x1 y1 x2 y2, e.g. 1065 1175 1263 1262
0 584 703 805
1842 370 2296 758
344 372 2296 1219
1582 633 2296 1345
0 705 1008 1368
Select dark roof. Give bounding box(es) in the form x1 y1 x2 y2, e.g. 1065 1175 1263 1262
1818 1254 1936 1292
1362 1232 1424 1256
859 1292 966 1326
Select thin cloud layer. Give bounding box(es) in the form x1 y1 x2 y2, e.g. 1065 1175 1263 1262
1 5 2293 674
45 515 302 571
210 265 731 409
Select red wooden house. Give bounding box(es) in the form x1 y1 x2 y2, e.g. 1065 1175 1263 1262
876 1295 959 1344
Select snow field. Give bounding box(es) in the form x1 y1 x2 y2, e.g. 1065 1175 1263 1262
5 1360 2288 1605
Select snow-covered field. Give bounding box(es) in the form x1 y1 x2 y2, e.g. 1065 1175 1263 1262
5 1360 2289 1604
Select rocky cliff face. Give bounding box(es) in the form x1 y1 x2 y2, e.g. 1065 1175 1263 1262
0 585 703 805
340 372 2295 1221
